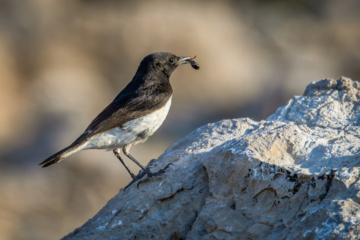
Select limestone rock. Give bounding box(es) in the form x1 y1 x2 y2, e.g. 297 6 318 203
63 77 360 240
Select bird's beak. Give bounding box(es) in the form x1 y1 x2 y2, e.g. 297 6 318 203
176 56 192 66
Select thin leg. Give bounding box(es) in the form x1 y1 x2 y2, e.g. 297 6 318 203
121 145 172 190
113 148 136 179
122 146 151 175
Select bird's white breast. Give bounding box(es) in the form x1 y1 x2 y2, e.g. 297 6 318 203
85 96 173 150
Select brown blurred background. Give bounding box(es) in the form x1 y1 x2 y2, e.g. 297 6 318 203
0 0 359 239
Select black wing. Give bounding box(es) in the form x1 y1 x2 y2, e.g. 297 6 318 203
71 83 172 146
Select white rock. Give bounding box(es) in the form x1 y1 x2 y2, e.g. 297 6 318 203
63 77 360 240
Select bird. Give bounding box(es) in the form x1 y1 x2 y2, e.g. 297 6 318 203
40 52 199 182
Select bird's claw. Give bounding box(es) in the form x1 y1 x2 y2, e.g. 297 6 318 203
124 170 146 190
124 163 173 190
136 163 173 188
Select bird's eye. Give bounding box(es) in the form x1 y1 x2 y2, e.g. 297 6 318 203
169 58 174 63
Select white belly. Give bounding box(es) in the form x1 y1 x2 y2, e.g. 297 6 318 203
85 96 172 150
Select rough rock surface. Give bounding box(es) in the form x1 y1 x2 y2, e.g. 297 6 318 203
63 77 360 240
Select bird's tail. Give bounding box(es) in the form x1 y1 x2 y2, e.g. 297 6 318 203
39 144 83 168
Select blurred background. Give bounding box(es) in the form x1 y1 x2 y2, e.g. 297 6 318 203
0 0 359 239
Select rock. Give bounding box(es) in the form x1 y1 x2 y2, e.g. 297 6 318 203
62 77 360 240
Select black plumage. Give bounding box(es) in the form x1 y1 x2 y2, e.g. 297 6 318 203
39 52 199 182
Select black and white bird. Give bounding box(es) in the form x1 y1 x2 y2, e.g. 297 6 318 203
40 52 199 181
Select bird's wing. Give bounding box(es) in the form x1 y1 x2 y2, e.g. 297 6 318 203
71 88 172 146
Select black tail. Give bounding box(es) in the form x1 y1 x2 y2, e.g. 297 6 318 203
39 145 77 168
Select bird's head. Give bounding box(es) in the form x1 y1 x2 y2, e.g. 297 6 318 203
139 52 193 78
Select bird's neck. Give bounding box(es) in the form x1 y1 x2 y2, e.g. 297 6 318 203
123 69 171 95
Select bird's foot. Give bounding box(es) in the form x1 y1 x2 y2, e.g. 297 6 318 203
124 163 173 190
136 163 173 188
124 170 146 190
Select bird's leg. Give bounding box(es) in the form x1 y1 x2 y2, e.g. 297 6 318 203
113 148 137 180
122 146 151 175
122 145 173 189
